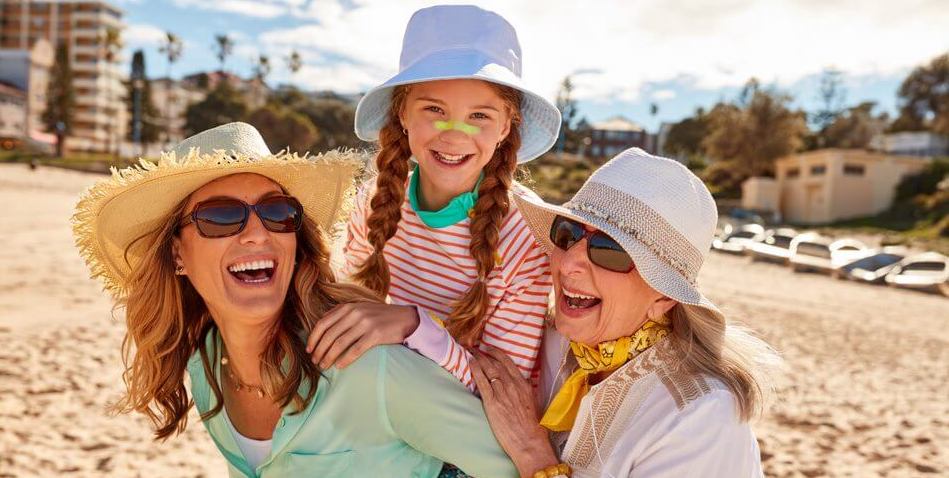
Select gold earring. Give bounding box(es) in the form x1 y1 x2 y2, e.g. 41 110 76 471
402 127 408 136
174 265 185 275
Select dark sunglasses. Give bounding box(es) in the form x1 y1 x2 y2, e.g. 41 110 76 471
179 195 304 238
549 215 635 273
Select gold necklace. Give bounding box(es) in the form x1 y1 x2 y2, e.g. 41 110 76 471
220 355 268 398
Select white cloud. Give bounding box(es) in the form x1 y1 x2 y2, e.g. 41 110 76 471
240 0 948 102
171 0 288 18
652 89 677 101
124 23 166 46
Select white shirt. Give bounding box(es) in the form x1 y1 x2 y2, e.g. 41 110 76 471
222 407 273 470
538 327 763 478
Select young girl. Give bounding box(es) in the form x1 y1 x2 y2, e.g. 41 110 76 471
307 5 562 391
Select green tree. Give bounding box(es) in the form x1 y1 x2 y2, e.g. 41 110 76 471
286 50 303 78
184 81 249 136
247 105 319 154
698 79 808 197
126 49 161 144
812 67 846 134
822 101 888 149
891 52 949 134
101 26 122 156
214 34 234 72
158 31 184 143
663 107 709 160
703 79 807 178
43 44 75 157
555 76 578 153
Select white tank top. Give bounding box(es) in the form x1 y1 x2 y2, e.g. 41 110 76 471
222 408 273 469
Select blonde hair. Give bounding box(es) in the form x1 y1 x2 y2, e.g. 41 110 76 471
114 193 379 440
351 82 523 347
668 303 781 421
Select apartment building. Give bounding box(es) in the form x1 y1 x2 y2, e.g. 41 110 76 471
0 0 125 153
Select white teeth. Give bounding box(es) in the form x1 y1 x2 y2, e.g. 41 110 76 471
563 289 597 300
435 151 468 163
228 259 275 273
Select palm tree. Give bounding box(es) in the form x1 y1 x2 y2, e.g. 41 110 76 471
285 49 302 82
158 32 183 145
101 26 122 157
254 54 271 82
214 34 234 73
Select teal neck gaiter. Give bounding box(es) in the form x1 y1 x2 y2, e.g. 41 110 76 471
408 164 483 228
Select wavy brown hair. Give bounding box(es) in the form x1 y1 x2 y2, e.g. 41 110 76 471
114 188 379 440
350 82 523 347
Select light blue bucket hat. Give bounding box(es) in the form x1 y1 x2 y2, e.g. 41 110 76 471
354 4 562 163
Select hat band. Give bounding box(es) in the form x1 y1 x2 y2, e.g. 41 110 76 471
564 183 704 283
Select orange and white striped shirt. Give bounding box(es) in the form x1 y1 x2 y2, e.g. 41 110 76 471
341 178 552 391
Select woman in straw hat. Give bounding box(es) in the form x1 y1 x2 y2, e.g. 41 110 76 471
469 148 781 477
72 122 519 477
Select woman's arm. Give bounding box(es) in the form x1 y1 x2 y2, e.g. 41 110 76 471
469 348 561 477
382 345 522 477
404 233 551 391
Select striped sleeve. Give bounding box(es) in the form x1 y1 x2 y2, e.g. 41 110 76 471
340 181 374 280
403 212 552 391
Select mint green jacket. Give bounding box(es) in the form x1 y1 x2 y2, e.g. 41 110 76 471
186 342 518 478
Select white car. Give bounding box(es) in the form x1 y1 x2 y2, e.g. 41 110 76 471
828 238 873 272
788 232 834 273
747 228 798 264
885 252 949 296
712 224 765 254
839 247 908 284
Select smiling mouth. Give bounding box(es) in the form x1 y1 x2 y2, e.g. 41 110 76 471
562 288 602 309
227 259 276 284
431 150 474 166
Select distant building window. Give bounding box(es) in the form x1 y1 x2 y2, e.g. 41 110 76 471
810 165 826 176
786 167 800 179
843 164 865 176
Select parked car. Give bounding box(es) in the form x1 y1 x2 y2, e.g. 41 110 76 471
712 224 765 254
828 238 873 271
884 252 949 296
788 232 834 273
747 228 799 264
838 247 908 283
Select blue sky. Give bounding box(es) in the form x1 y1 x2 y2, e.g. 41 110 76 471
117 0 949 132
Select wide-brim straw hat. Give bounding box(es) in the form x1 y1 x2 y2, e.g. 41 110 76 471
354 4 561 164
72 122 363 298
513 148 724 321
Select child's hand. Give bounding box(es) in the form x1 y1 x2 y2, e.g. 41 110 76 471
306 303 420 369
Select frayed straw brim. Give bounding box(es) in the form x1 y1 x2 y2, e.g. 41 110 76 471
72 149 366 298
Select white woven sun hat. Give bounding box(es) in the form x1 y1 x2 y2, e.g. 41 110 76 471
72 122 363 297
513 148 724 321
354 4 561 163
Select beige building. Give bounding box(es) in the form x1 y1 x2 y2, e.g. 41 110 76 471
149 77 207 148
768 149 930 224
0 0 126 153
0 38 53 142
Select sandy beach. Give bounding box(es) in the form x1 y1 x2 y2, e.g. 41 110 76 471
0 163 945 477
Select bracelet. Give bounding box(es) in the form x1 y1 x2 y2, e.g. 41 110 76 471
532 462 571 478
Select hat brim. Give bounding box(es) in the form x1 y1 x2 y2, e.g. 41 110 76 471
512 192 725 322
355 49 561 164
72 149 364 297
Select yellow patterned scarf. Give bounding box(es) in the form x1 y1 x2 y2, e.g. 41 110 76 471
540 317 671 432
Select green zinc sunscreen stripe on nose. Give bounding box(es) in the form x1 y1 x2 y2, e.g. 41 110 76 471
433 120 481 135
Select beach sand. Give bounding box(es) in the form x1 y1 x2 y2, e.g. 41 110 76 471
0 163 945 477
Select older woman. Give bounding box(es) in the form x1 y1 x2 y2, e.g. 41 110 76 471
72 122 518 477
470 148 779 477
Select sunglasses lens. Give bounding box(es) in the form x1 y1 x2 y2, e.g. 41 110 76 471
194 200 247 238
256 196 303 233
588 233 634 272
550 216 584 251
